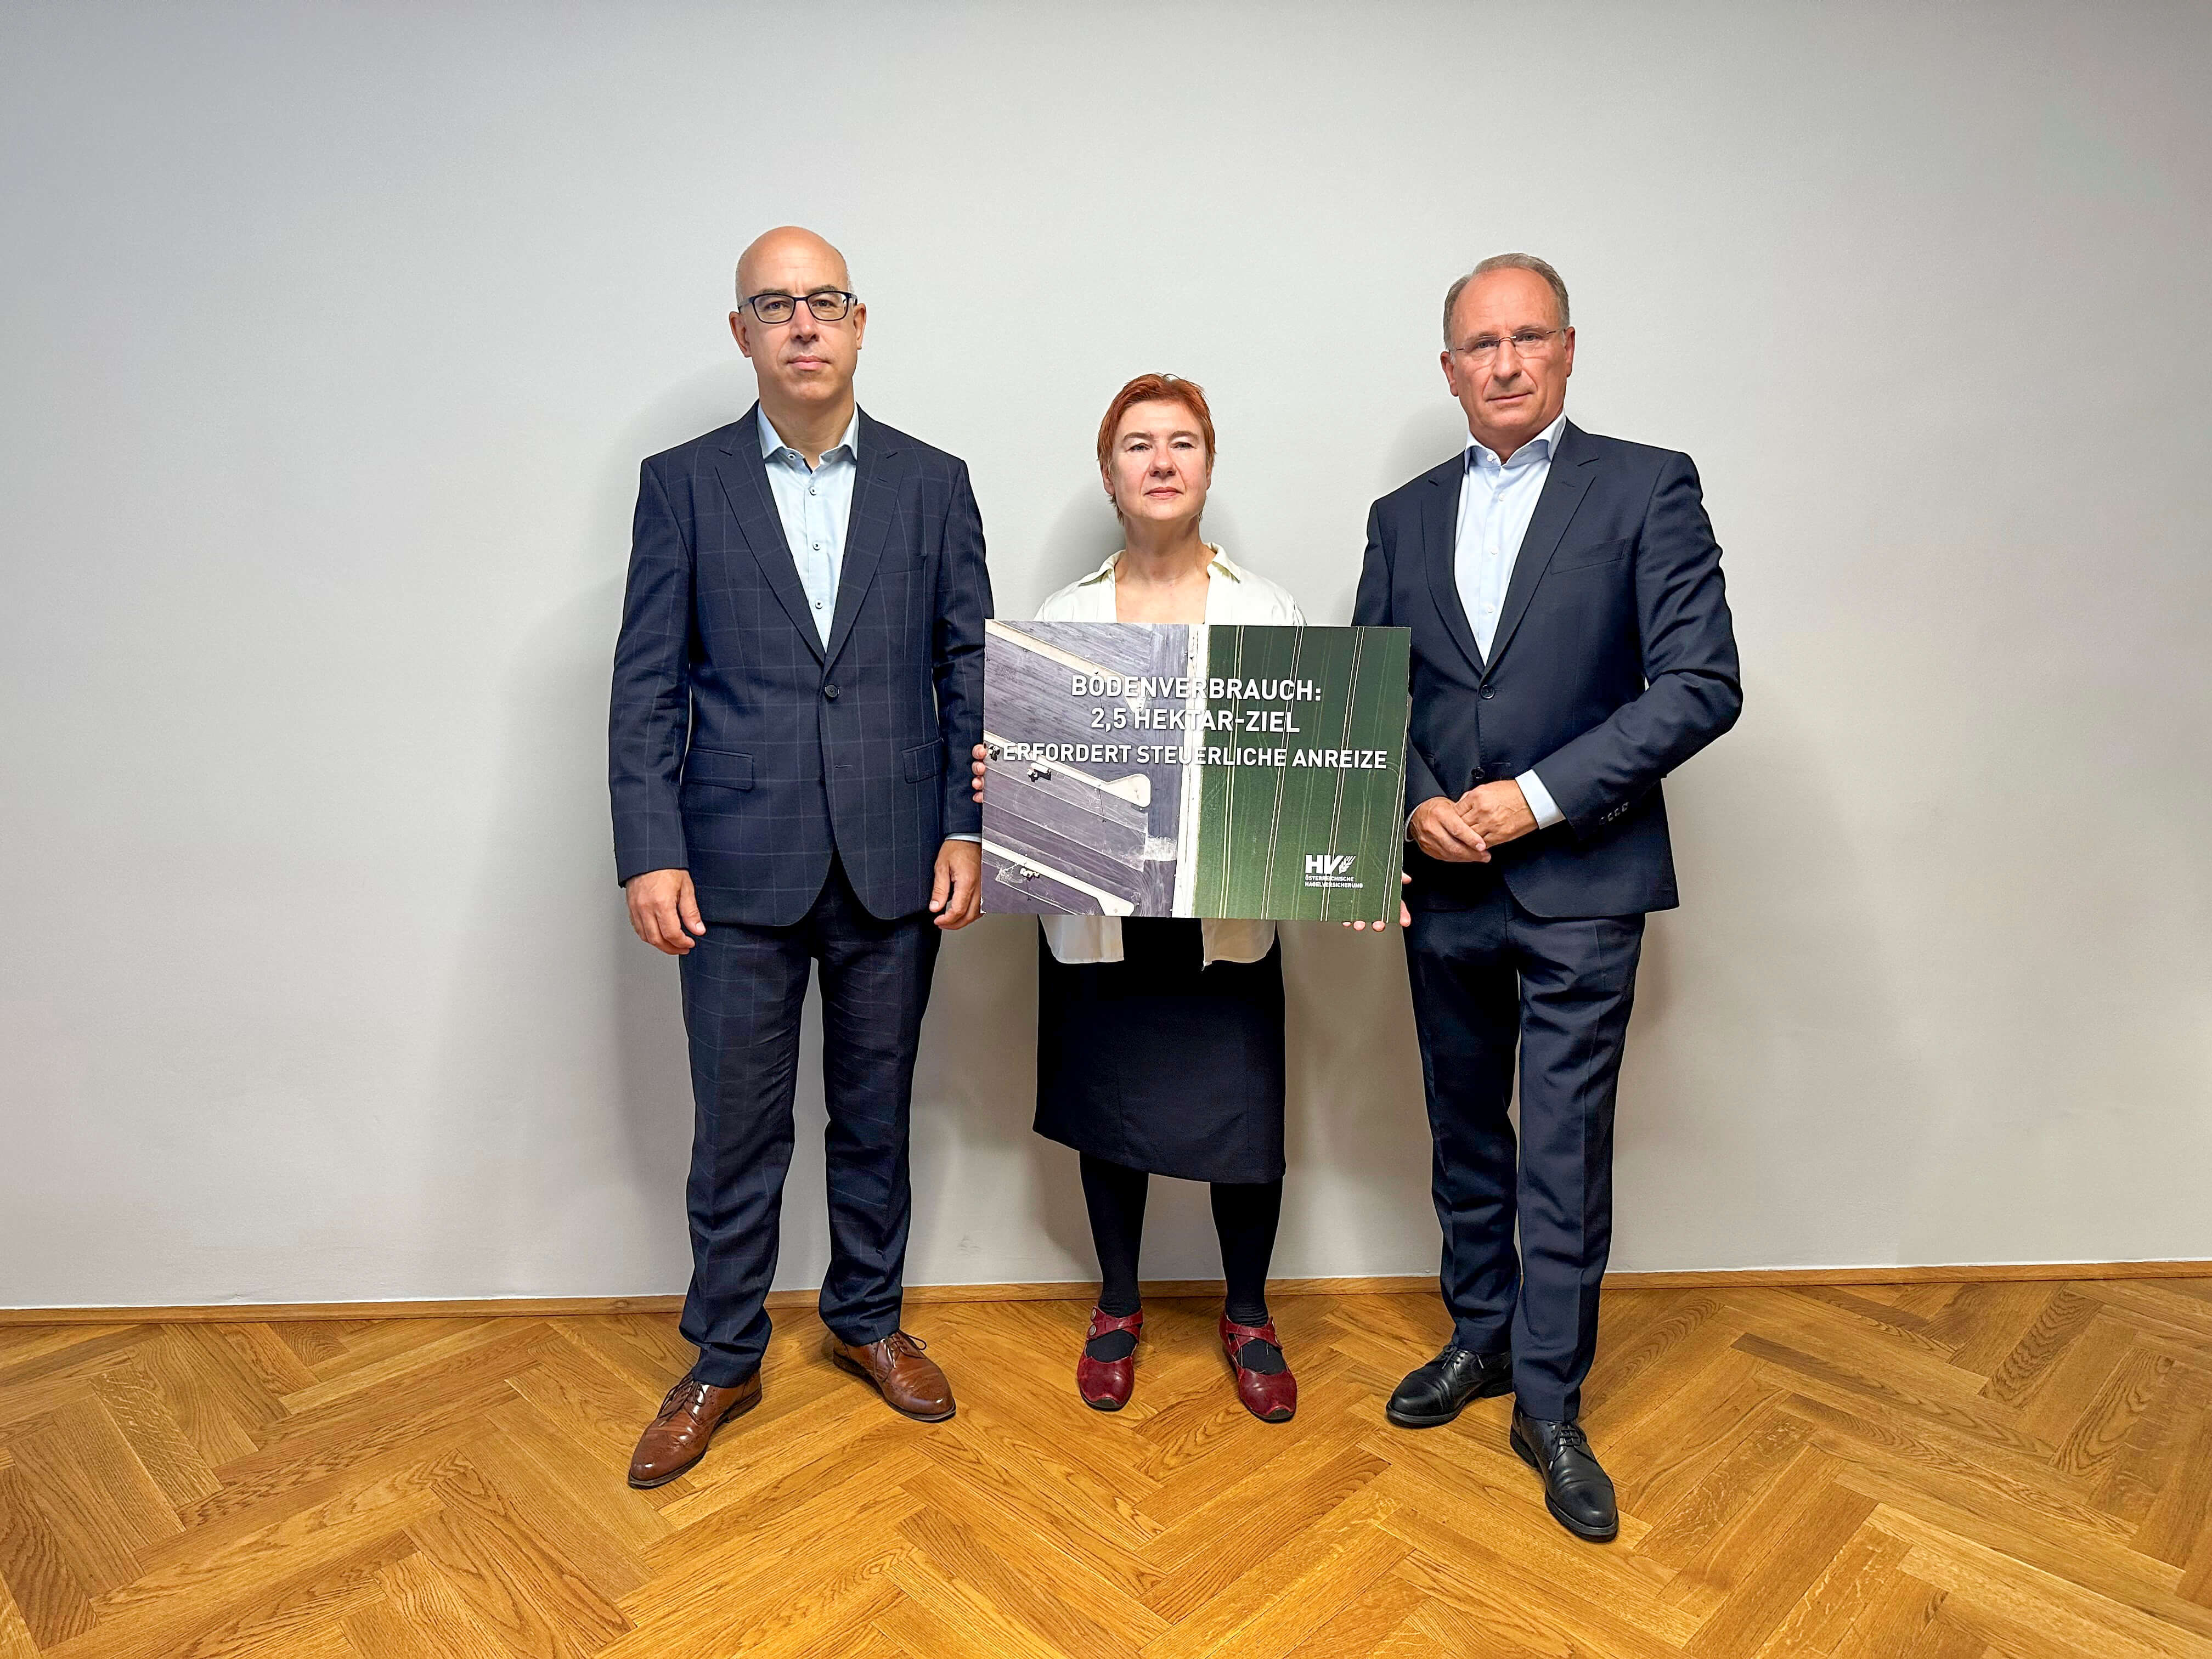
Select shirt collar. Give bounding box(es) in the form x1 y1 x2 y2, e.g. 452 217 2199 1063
758 405 861 464
1464 408 1568 472
1076 544 1241 586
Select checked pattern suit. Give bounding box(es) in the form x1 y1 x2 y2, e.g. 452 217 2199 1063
610 404 991 1385
611 405 989 924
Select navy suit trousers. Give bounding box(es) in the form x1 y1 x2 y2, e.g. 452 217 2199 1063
676 855 940 1386
1404 884 1644 1420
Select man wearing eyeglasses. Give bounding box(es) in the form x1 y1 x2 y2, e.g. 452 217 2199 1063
609 225 991 1487
1353 254 1741 1541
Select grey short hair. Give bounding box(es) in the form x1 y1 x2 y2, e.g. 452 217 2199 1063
1442 253 1571 344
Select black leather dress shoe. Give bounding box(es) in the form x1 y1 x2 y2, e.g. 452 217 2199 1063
1385 1342 1512 1428
1510 1405 1618 1541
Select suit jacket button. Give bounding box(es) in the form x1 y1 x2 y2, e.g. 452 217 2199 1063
823 682 840 700
1480 685 1496 699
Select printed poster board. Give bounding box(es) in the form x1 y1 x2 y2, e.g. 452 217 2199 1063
980 621 1411 923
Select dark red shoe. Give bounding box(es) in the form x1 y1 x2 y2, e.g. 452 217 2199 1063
1076 1306 1143 1411
1220 1315 1297 1423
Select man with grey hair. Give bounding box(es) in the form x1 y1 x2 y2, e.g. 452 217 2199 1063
1353 252 1740 1540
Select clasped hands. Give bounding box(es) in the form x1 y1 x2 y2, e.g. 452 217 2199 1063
1409 780 1537 864
1344 781 1536 933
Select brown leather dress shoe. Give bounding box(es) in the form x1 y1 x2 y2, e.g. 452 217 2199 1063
828 1331 955 1421
626 1370 760 1488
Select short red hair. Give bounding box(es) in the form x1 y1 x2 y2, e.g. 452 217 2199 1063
1095 373 1216 473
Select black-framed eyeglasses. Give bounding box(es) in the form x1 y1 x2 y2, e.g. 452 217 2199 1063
1454 328 1565 364
741 289 858 325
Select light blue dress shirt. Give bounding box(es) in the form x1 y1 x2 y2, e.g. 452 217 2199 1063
759 406 977 845
758 407 860 649
1455 408 1568 830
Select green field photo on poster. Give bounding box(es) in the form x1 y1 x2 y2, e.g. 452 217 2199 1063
1190 625 1411 922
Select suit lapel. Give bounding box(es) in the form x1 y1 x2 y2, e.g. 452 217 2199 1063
712 406 825 664
823 410 901 669
1420 456 1487 679
1485 420 1596 671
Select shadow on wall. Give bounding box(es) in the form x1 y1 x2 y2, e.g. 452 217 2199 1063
410 371 743 1300
1383 405 1470 503
410 369 1887 1306
414 573 697 1301
909 911 1437 1288
1034 487 1120 599
1609 680 1934 1271
906 917 1094 1276
1280 922 1433 1273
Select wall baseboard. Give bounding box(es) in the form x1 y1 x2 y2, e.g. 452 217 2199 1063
2 1259 2204 1325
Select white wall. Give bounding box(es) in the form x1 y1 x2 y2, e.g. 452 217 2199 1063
4 3 2208 1310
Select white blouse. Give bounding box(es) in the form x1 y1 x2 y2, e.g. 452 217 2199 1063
1033 546 1306 967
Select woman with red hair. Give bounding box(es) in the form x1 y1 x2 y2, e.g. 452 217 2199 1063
977 374 1306 1421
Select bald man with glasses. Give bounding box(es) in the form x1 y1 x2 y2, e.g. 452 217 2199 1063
1354 253 1741 1541
610 227 991 1486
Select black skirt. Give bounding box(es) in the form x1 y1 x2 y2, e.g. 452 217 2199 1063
1034 919 1286 1184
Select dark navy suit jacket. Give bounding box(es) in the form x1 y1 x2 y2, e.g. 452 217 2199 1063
609 405 991 927
1353 421 1740 918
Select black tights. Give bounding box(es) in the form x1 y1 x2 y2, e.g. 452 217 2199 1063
1079 1153 1281 1327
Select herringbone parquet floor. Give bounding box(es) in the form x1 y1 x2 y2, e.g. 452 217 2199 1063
2 1278 2209 1657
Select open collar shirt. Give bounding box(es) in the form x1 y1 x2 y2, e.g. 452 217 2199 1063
1453 409 1569 829
758 405 860 650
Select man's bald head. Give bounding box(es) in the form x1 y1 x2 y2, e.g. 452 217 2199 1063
729 225 866 436
735 226 850 302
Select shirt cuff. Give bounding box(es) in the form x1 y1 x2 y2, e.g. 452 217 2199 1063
1516 769 1565 830
946 832 981 844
